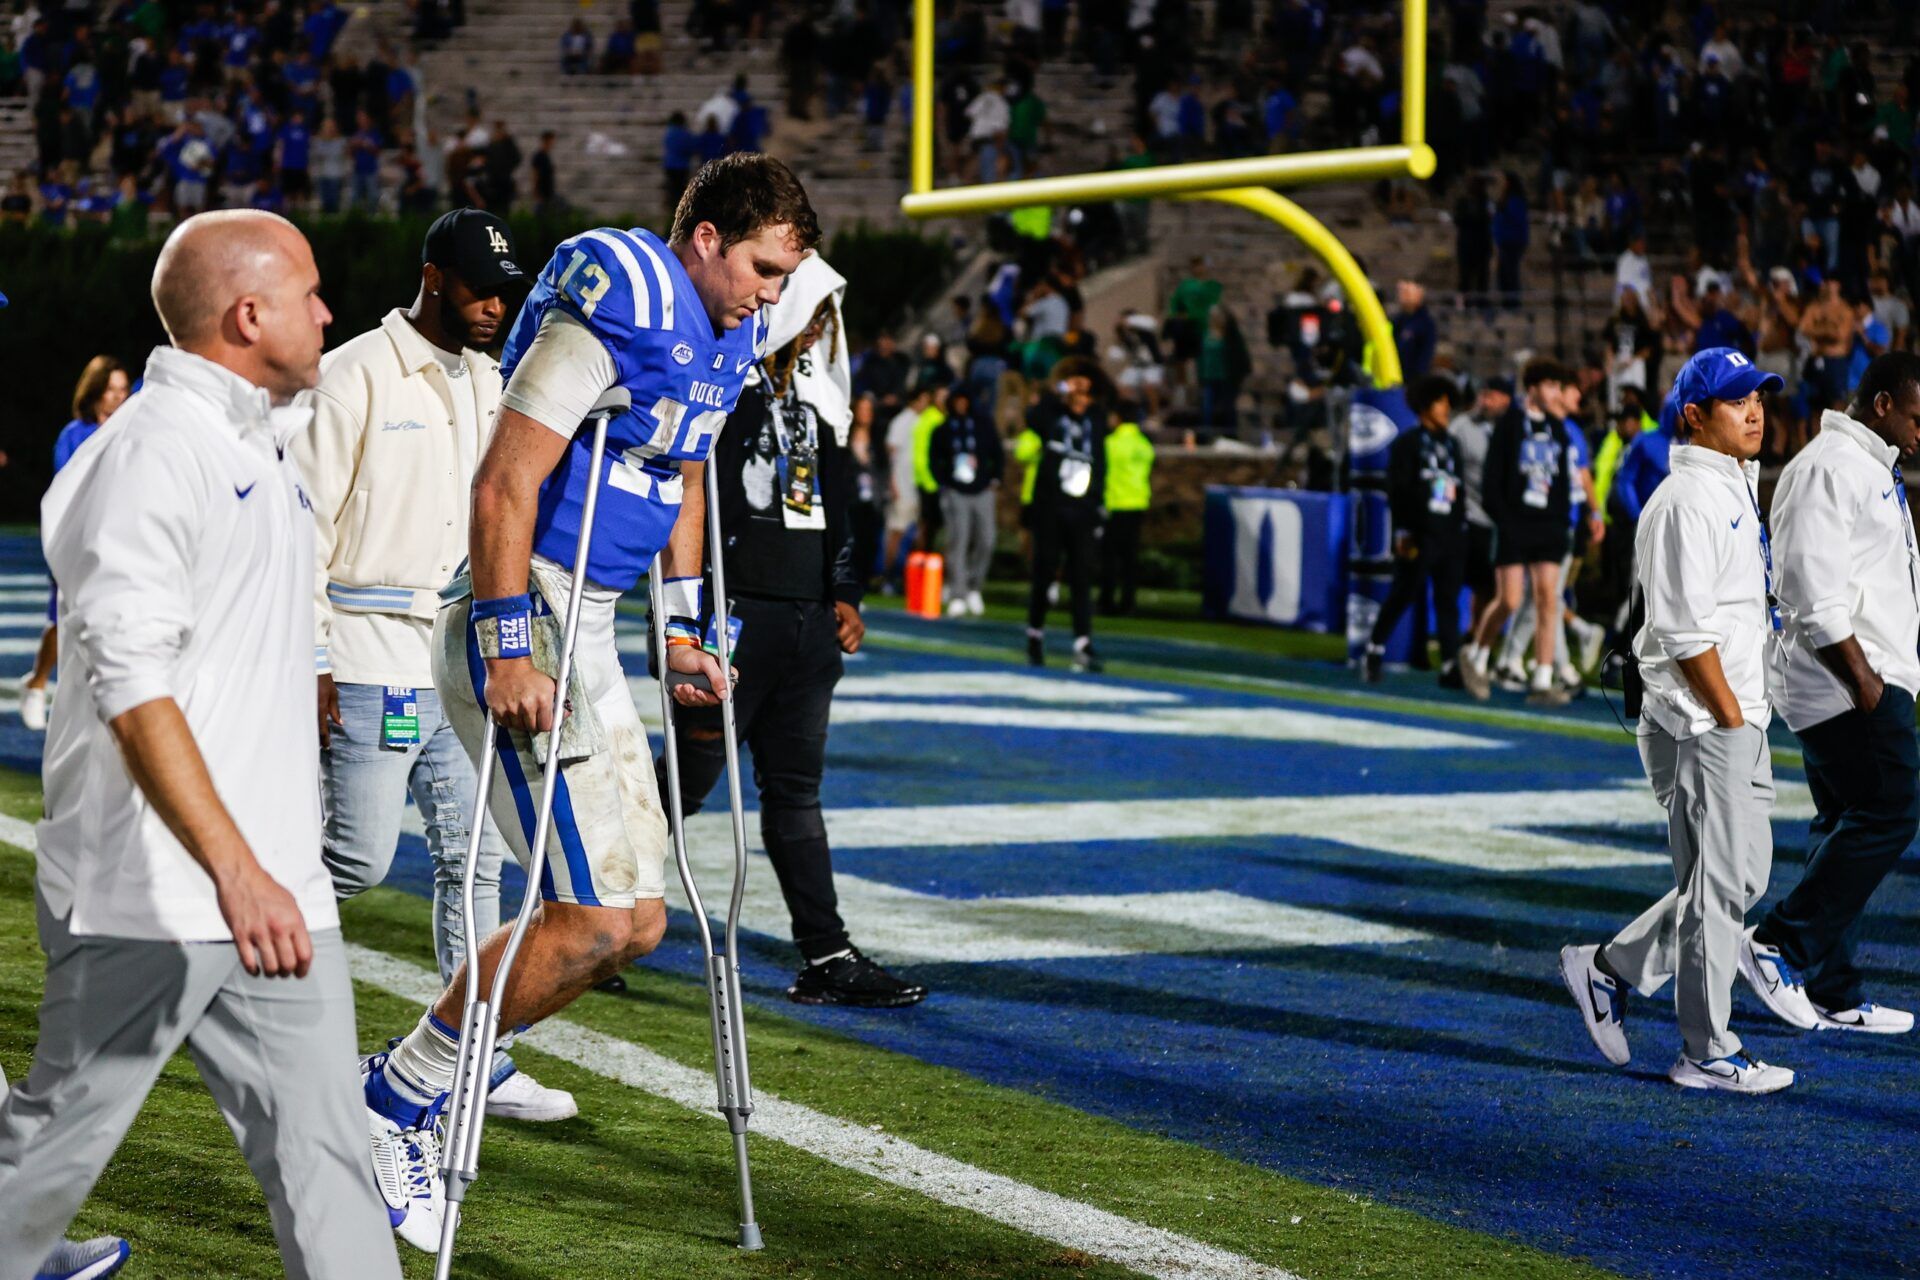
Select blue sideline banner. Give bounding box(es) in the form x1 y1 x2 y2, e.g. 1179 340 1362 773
1343 384 1417 661
1202 487 1350 631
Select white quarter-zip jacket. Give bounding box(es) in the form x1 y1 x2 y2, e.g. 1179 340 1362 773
293 308 501 687
37 347 338 942
1766 409 1920 731
1632 442 1773 740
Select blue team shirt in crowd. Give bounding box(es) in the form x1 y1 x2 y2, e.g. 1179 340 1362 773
1565 421 1591 524
500 226 769 592
52 419 100 473
278 121 311 170
1612 425 1672 522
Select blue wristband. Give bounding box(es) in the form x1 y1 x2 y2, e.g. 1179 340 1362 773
473 593 533 660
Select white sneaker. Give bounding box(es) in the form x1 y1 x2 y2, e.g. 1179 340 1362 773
35 1236 130 1280
946 597 969 617
20 684 48 731
1737 928 1820 1030
486 1066 578 1121
1492 664 1529 693
966 591 985 615
1046 581 1060 606
1558 944 1629 1065
1668 1051 1794 1094
1813 1001 1915 1034
1554 663 1583 693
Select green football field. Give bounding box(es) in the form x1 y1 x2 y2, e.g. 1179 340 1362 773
0 761 1610 1280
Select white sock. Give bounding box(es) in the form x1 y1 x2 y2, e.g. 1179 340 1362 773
1529 663 1554 691
1074 635 1092 652
387 1011 463 1100
1464 643 1487 673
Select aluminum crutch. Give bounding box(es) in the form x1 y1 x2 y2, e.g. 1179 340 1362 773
435 387 629 1280
648 454 762 1251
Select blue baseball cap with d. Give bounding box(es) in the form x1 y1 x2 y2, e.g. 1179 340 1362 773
1669 346 1784 413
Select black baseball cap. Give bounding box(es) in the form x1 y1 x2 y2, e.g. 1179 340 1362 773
423 209 529 296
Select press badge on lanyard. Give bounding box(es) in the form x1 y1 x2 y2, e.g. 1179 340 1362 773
703 607 744 656
1057 413 1094 498
382 686 420 749
773 400 826 530
1521 432 1555 509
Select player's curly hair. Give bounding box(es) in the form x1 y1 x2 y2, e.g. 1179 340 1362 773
669 153 821 254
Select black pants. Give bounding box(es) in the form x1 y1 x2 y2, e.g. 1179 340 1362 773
1099 509 1143 614
1368 538 1465 665
656 596 850 962
1028 505 1098 639
1758 686 1920 1009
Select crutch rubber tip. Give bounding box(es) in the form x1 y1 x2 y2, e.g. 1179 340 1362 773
738 1224 764 1251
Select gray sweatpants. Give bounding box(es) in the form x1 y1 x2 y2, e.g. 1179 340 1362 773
1602 722 1776 1061
942 488 998 603
0 893 401 1280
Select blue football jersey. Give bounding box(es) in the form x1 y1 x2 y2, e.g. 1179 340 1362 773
501 226 770 592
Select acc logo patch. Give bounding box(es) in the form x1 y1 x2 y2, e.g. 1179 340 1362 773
671 342 694 366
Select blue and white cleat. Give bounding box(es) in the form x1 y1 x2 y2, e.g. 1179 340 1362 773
1559 944 1630 1065
1737 927 1819 1030
1669 1051 1793 1094
362 1052 446 1253
35 1236 130 1280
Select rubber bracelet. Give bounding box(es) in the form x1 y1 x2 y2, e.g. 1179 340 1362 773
665 635 701 647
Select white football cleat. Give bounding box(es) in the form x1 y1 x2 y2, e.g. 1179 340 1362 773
1669 1051 1793 1094
1737 928 1819 1030
362 1054 445 1252
486 1066 579 1121
1559 944 1629 1065
34 1236 130 1280
1813 1001 1914 1034
19 684 48 731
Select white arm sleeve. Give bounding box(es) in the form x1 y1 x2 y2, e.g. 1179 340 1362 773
498 309 622 439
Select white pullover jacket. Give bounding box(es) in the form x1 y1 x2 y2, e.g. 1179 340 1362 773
1632 442 1773 740
1766 409 1920 731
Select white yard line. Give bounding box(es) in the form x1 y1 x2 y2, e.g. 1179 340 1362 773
346 943 1305 1280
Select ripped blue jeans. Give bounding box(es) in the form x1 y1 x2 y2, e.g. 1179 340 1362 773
321 681 505 985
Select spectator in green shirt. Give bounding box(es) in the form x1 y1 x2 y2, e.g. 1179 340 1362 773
1197 306 1250 432
1165 256 1222 397
1100 406 1155 615
1008 85 1047 179
1114 133 1154 253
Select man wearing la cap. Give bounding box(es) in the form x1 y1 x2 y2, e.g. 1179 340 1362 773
1559 346 1797 1094
293 209 577 1129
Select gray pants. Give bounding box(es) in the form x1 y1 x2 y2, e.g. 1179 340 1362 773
0 894 401 1280
942 488 998 602
1603 723 1776 1061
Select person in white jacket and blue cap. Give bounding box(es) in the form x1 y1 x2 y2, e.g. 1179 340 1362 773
1559 346 1796 1094
1749 351 1920 1036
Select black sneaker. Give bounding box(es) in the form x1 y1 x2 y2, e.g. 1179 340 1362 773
1437 664 1465 690
1361 649 1383 683
1072 644 1104 673
595 974 628 994
1027 634 1046 666
787 947 929 1008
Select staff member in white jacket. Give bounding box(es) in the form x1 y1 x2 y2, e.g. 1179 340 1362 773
0 211 401 1279
1751 352 1920 1034
1559 347 1796 1094
294 209 573 1123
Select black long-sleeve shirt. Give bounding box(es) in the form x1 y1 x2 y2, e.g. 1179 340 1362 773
929 407 1005 495
1386 425 1468 546
1481 403 1571 531
1024 397 1106 516
707 380 863 609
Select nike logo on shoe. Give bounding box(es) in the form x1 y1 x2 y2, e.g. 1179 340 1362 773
235 483 256 499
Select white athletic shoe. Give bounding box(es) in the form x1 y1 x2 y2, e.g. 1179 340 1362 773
1559 944 1630 1065
486 1067 579 1121
1571 617 1606 674
946 597 969 617
1668 1051 1794 1094
1737 928 1820 1030
1554 663 1583 693
19 684 48 731
966 591 985 615
1813 1001 1915 1034
1492 663 1529 693
363 1056 446 1253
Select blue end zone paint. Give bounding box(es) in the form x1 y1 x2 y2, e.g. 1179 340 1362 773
1 537 1913 1278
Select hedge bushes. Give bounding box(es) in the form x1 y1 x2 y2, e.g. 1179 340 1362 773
0 211 951 522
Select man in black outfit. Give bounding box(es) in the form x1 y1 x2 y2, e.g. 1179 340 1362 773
1363 375 1468 684
656 256 926 1008
1024 360 1107 672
